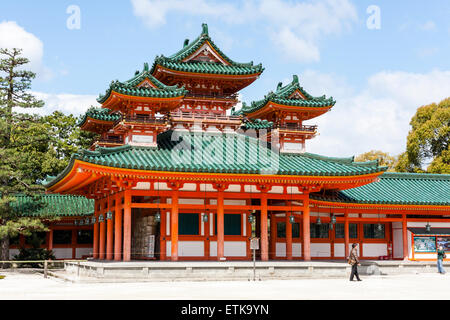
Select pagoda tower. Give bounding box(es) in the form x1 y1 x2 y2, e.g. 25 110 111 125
236 75 335 153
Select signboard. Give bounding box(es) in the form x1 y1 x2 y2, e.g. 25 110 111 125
250 237 260 250
148 235 155 258
414 236 436 253
437 237 450 252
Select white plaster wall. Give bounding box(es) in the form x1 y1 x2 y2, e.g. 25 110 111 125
178 198 204 205
392 221 404 259
52 248 73 259
348 213 359 218
225 184 241 192
292 243 302 257
334 243 345 257
276 242 286 257
75 247 92 258
180 183 197 191
224 241 247 257
167 240 171 257
224 200 246 206
362 243 387 257
210 241 217 257
178 241 204 257
268 186 284 194
9 249 19 260
311 243 330 257
133 182 150 190
414 253 437 260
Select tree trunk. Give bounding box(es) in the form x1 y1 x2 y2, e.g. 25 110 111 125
0 236 9 268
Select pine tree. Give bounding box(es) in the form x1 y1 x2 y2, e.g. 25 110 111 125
0 48 50 263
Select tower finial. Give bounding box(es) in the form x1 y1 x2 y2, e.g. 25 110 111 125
202 23 208 35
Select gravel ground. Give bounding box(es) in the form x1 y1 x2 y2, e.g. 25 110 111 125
0 271 449 300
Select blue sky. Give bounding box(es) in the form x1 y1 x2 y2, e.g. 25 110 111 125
1 0 449 157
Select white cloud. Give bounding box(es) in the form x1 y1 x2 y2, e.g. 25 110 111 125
0 21 53 80
130 0 358 63
419 20 437 31
16 92 99 116
304 69 450 157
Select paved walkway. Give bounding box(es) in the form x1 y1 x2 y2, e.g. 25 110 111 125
0 271 449 299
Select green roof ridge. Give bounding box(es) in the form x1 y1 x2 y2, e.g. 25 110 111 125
77 107 121 127
241 75 336 115
97 64 187 103
380 172 450 180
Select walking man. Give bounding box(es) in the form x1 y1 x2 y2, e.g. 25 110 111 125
437 245 446 274
349 243 362 281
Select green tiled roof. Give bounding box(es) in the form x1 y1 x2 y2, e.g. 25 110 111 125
150 23 263 76
311 172 450 206
10 194 94 217
45 131 386 189
78 107 121 127
237 75 336 115
97 63 187 103
242 118 274 130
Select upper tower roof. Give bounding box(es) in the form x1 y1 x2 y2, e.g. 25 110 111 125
150 23 263 81
236 75 335 119
97 63 187 105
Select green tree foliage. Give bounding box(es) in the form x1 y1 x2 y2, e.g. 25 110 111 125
0 48 51 262
0 48 95 263
355 150 398 172
395 98 450 174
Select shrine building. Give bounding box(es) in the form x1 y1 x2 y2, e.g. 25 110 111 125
36 23 450 262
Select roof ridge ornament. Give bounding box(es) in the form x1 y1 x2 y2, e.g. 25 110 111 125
183 39 189 47
201 23 208 36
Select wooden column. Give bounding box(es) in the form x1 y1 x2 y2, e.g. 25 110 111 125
48 229 53 252
114 193 122 261
260 193 269 261
123 189 132 261
302 196 311 261
217 190 225 261
286 204 293 260
93 200 99 259
170 189 179 261
344 209 350 259
99 199 106 260
106 196 114 260
402 214 408 260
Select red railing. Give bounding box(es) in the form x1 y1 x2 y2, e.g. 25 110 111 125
278 124 317 132
169 111 241 122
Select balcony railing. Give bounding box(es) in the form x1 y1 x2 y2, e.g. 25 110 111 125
115 115 166 126
184 92 239 100
277 124 318 132
97 137 124 145
169 111 241 122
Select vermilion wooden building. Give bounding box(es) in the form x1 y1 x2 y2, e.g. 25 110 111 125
42 24 450 262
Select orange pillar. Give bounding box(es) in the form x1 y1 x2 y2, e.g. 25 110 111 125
106 196 114 260
344 210 350 259
217 190 224 261
286 207 293 260
48 229 53 252
171 190 179 261
302 196 311 261
114 193 122 261
99 199 106 260
93 200 99 259
260 193 269 261
402 214 408 260
123 189 132 261
270 213 277 260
